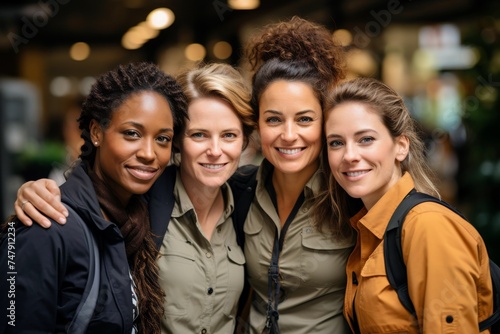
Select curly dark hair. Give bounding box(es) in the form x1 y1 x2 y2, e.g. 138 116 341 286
244 16 346 122
78 62 188 334
79 62 188 165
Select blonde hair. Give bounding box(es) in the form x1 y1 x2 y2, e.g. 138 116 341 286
176 62 255 150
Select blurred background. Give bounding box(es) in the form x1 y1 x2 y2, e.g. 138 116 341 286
1 0 499 259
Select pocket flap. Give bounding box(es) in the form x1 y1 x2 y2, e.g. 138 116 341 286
301 226 355 250
162 236 196 261
226 244 246 265
243 216 263 235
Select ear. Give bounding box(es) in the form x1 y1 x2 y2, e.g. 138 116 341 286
395 135 410 162
89 119 103 146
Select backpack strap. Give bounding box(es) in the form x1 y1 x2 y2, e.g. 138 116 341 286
147 165 177 251
228 164 258 248
479 259 500 331
384 190 464 323
384 189 500 332
65 204 100 334
227 164 258 333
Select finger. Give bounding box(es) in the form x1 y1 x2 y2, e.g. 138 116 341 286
17 200 53 228
14 198 33 226
17 179 66 226
44 179 68 218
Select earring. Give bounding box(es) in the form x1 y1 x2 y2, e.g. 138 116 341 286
94 141 99 146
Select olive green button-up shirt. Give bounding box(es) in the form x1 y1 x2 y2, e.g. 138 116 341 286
157 171 245 334
244 160 354 334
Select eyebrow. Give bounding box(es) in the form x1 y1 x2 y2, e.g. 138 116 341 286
186 127 242 133
124 121 174 133
326 129 377 138
263 109 318 115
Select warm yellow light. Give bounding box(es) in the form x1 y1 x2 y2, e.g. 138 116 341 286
213 41 232 60
185 43 206 61
121 31 143 50
137 21 160 40
69 42 90 61
333 29 353 47
147 8 175 30
228 0 259 10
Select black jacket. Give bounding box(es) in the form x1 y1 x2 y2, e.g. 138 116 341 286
0 162 133 333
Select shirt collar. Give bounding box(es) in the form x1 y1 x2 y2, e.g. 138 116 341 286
351 173 416 239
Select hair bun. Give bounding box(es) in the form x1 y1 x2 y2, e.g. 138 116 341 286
245 16 345 87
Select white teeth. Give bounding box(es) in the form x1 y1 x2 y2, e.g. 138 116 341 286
278 148 302 155
202 164 224 169
346 171 366 177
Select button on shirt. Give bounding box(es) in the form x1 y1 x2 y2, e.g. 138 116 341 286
157 172 245 334
244 160 354 334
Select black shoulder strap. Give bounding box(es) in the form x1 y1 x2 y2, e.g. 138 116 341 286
384 189 500 332
148 165 177 251
228 164 258 248
65 204 100 334
228 165 258 333
384 190 463 321
480 259 500 331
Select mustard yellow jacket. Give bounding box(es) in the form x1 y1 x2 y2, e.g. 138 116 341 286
344 173 493 334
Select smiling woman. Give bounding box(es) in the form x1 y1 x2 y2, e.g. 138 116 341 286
0 61 188 334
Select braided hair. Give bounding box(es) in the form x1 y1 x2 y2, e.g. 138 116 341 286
79 62 188 334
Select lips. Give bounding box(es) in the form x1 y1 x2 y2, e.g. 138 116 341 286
127 166 159 180
277 148 303 155
344 170 369 177
200 163 226 170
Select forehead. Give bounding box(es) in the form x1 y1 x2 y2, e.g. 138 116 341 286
259 80 321 113
186 97 241 127
110 91 173 123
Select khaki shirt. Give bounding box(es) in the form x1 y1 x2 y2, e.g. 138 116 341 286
157 171 245 334
344 173 494 333
244 160 354 333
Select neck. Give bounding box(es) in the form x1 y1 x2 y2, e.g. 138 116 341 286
179 170 224 240
272 161 318 225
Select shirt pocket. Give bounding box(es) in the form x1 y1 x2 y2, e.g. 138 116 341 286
224 244 246 317
300 226 354 287
158 236 196 316
357 247 413 333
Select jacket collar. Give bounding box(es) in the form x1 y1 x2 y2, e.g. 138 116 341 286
60 161 122 235
351 173 415 240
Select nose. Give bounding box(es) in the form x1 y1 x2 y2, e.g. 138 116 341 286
343 143 360 162
137 139 156 161
207 138 222 157
281 121 298 142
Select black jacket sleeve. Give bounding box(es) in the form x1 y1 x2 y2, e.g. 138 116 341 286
0 219 89 333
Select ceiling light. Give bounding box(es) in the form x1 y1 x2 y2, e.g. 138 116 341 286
213 41 232 60
228 0 259 10
122 31 143 50
69 42 90 61
50 76 71 96
333 29 353 47
185 43 206 61
147 8 175 30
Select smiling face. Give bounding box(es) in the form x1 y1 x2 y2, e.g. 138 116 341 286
91 91 174 205
258 80 323 178
325 102 409 209
179 97 244 191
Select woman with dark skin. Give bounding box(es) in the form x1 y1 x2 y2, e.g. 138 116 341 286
0 62 188 333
